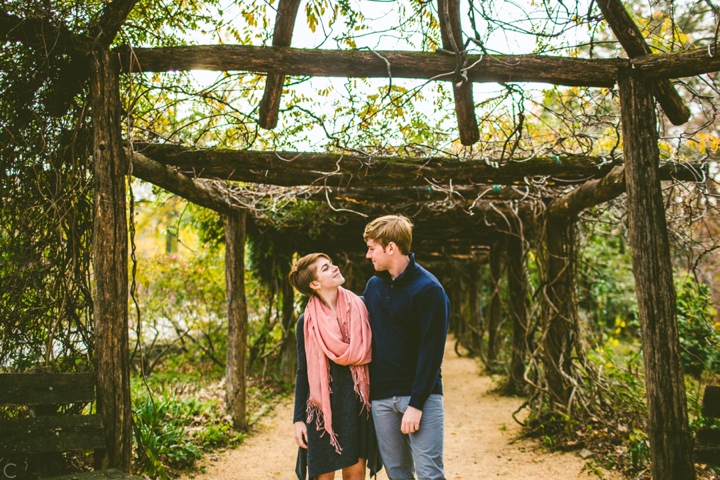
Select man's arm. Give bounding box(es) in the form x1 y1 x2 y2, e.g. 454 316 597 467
409 284 450 409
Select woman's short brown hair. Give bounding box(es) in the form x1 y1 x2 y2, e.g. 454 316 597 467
288 253 331 297
363 215 413 254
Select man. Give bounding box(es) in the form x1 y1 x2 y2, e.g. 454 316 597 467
363 215 450 480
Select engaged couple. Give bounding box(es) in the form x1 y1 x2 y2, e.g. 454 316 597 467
291 215 451 480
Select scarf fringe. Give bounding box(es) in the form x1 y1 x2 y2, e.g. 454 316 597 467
306 399 342 454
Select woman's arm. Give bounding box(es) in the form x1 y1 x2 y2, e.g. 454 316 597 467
293 315 309 423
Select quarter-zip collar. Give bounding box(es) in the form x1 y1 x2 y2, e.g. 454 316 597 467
374 253 418 285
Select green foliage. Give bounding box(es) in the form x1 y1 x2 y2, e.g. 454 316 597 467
132 247 228 377
675 276 720 377
578 219 639 343
132 378 244 479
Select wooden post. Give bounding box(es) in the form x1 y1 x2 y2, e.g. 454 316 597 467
486 241 503 368
89 47 132 471
259 0 302 129
618 67 695 480
437 0 480 145
505 232 528 394
542 217 577 407
279 255 297 385
467 262 481 355
225 210 248 430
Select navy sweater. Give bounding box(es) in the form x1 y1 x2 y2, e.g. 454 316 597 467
363 254 450 410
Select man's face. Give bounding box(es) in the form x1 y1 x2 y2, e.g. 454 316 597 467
366 238 393 272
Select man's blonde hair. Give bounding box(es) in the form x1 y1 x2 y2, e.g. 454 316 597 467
363 215 413 254
288 253 331 297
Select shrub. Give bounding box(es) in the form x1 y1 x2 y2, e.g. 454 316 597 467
675 277 720 378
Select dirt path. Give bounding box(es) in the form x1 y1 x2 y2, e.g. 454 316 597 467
183 340 620 479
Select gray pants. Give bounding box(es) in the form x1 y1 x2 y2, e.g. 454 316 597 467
371 394 445 480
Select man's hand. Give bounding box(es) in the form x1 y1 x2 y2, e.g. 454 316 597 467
294 421 308 449
401 406 423 434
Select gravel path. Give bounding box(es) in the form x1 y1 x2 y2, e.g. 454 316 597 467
182 340 620 479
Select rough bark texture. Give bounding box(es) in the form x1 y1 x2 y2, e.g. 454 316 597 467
467 263 481 354
130 150 234 213
486 242 503 368
225 210 249 430
594 0 690 125
542 217 576 408
118 45 624 87
547 165 627 218
313 185 530 203
279 257 297 385
90 48 132 472
618 67 695 480
259 0 302 129
505 233 528 394
632 46 720 79
438 0 479 145
93 0 139 47
134 144 700 188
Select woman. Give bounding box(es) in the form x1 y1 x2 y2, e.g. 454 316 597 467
289 253 381 480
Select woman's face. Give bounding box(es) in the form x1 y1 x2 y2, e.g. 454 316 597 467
310 257 345 292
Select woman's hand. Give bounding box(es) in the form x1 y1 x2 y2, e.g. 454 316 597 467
294 421 308 449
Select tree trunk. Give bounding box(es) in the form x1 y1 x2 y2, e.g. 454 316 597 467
542 217 577 408
505 233 528 394
279 256 297 385
225 210 248 430
90 47 131 471
618 67 695 480
486 242 503 368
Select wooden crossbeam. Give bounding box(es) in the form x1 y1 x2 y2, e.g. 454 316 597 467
632 46 720 79
130 150 236 213
133 143 703 188
438 0 479 145
116 45 623 87
548 165 626 218
310 185 529 203
259 0 302 130
595 0 690 125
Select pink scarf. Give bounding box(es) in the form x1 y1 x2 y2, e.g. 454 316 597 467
303 287 372 454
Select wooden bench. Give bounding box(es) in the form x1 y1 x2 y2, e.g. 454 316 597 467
0 372 143 479
694 385 720 465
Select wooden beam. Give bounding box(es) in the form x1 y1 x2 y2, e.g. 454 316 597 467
0 373 95 406
618 66 695 479
438 0 479 145
93 0 140 47
632 46 720 79
702 385 720 418
90 47 132 472
309 185 531 203
0 415 105 455
130 150 235 213
595 0 690 125
547 165 626 218
133 143 703 187
225 210 249 430
259 0 302 129
117 45 624 88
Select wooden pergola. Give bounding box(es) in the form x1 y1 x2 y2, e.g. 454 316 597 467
3 0 717 477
